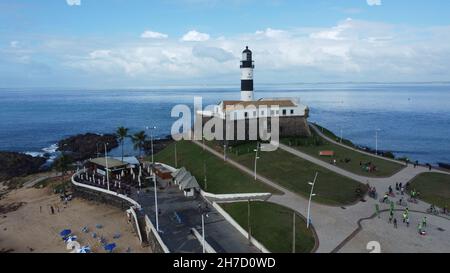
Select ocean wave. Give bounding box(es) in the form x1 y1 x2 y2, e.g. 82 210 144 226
42 143 58 154
25 151 45 158
25 143 59 167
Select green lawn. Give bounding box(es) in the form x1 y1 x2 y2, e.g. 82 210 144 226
409 173 450 209
281 126 405 178
154 141 280 195
221 201 316 253
209 141 366 206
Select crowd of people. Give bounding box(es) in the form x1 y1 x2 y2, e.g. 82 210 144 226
74 164 152 196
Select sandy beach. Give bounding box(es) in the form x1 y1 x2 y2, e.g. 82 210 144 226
0 184 149 253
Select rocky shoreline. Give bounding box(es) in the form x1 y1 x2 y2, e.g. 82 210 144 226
0 133 119 182
0 152 47 181
57 133 118 162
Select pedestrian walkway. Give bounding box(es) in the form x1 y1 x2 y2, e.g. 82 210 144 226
132 185 260 253
310 123 406 165
193 139 450 253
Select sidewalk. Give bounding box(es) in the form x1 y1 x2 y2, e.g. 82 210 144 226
193 140 450 252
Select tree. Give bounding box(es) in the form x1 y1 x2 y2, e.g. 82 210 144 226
55 153 72 182
116 127 129 162
132 131 147 157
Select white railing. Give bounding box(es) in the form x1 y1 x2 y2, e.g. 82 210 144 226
72 170 171 253
145 215 170 253
71 171 141 210
191 228 217 254
127 207 143 244
201 191 272 202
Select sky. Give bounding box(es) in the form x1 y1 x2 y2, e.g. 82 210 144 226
1 0 450 88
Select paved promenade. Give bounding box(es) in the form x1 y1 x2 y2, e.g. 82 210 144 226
132 185 260 253
193 139 450 253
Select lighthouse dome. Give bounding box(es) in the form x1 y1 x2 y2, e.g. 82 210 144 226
242 46 252 61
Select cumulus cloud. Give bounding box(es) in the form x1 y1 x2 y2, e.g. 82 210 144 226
181 30 210 42
41 20 450 84
141 30 168 39
66 0 81 6
367 0 382 6
192 46 235 62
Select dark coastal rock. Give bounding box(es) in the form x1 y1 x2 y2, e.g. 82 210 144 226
143 135 174 155
0 152 47 180
58 133 118 161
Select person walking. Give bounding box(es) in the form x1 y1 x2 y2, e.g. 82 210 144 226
375 204 380 218
383 193 389 203
422 217 427 228
393 218 398 229
402 211 408 223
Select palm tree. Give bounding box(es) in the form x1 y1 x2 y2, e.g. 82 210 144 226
131 131 147 157
116 127 129 162
55 153 71 182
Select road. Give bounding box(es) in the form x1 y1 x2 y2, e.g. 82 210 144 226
132 185 260 253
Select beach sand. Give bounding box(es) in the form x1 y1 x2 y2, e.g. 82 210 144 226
0 185 149 253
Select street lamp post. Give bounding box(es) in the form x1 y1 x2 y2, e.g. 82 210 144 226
340 128 343 144
223 142 227 161
292 211 296 253
201 213 209 253
247 199 252 244
104 143 110 191
253 142 260 181
146 126 157 164
153 172 159 232
307 172 318 229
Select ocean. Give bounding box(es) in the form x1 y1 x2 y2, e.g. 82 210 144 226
1 83 449 165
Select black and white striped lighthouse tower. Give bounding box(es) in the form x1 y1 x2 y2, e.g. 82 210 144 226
240 46 255 101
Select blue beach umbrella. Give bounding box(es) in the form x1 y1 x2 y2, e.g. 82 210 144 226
78 246 92 254
104 243 117 253
65 235 78 243
60 229 72 237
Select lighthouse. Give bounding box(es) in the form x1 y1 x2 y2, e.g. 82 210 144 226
240 46 255 101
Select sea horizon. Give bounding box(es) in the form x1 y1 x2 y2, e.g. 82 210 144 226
1 82 449 166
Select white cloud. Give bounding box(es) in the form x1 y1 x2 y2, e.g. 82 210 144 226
141 30 168 39
66 0 81 6
367 0 382 6
43 20 450 84
181 30 210 42
10 41 19 48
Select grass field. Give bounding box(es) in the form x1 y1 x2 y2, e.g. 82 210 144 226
154 141 281 195
281 126 405 178
221 201 316 253
409 172 450 209
33 176 70 192
209 141 365 206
